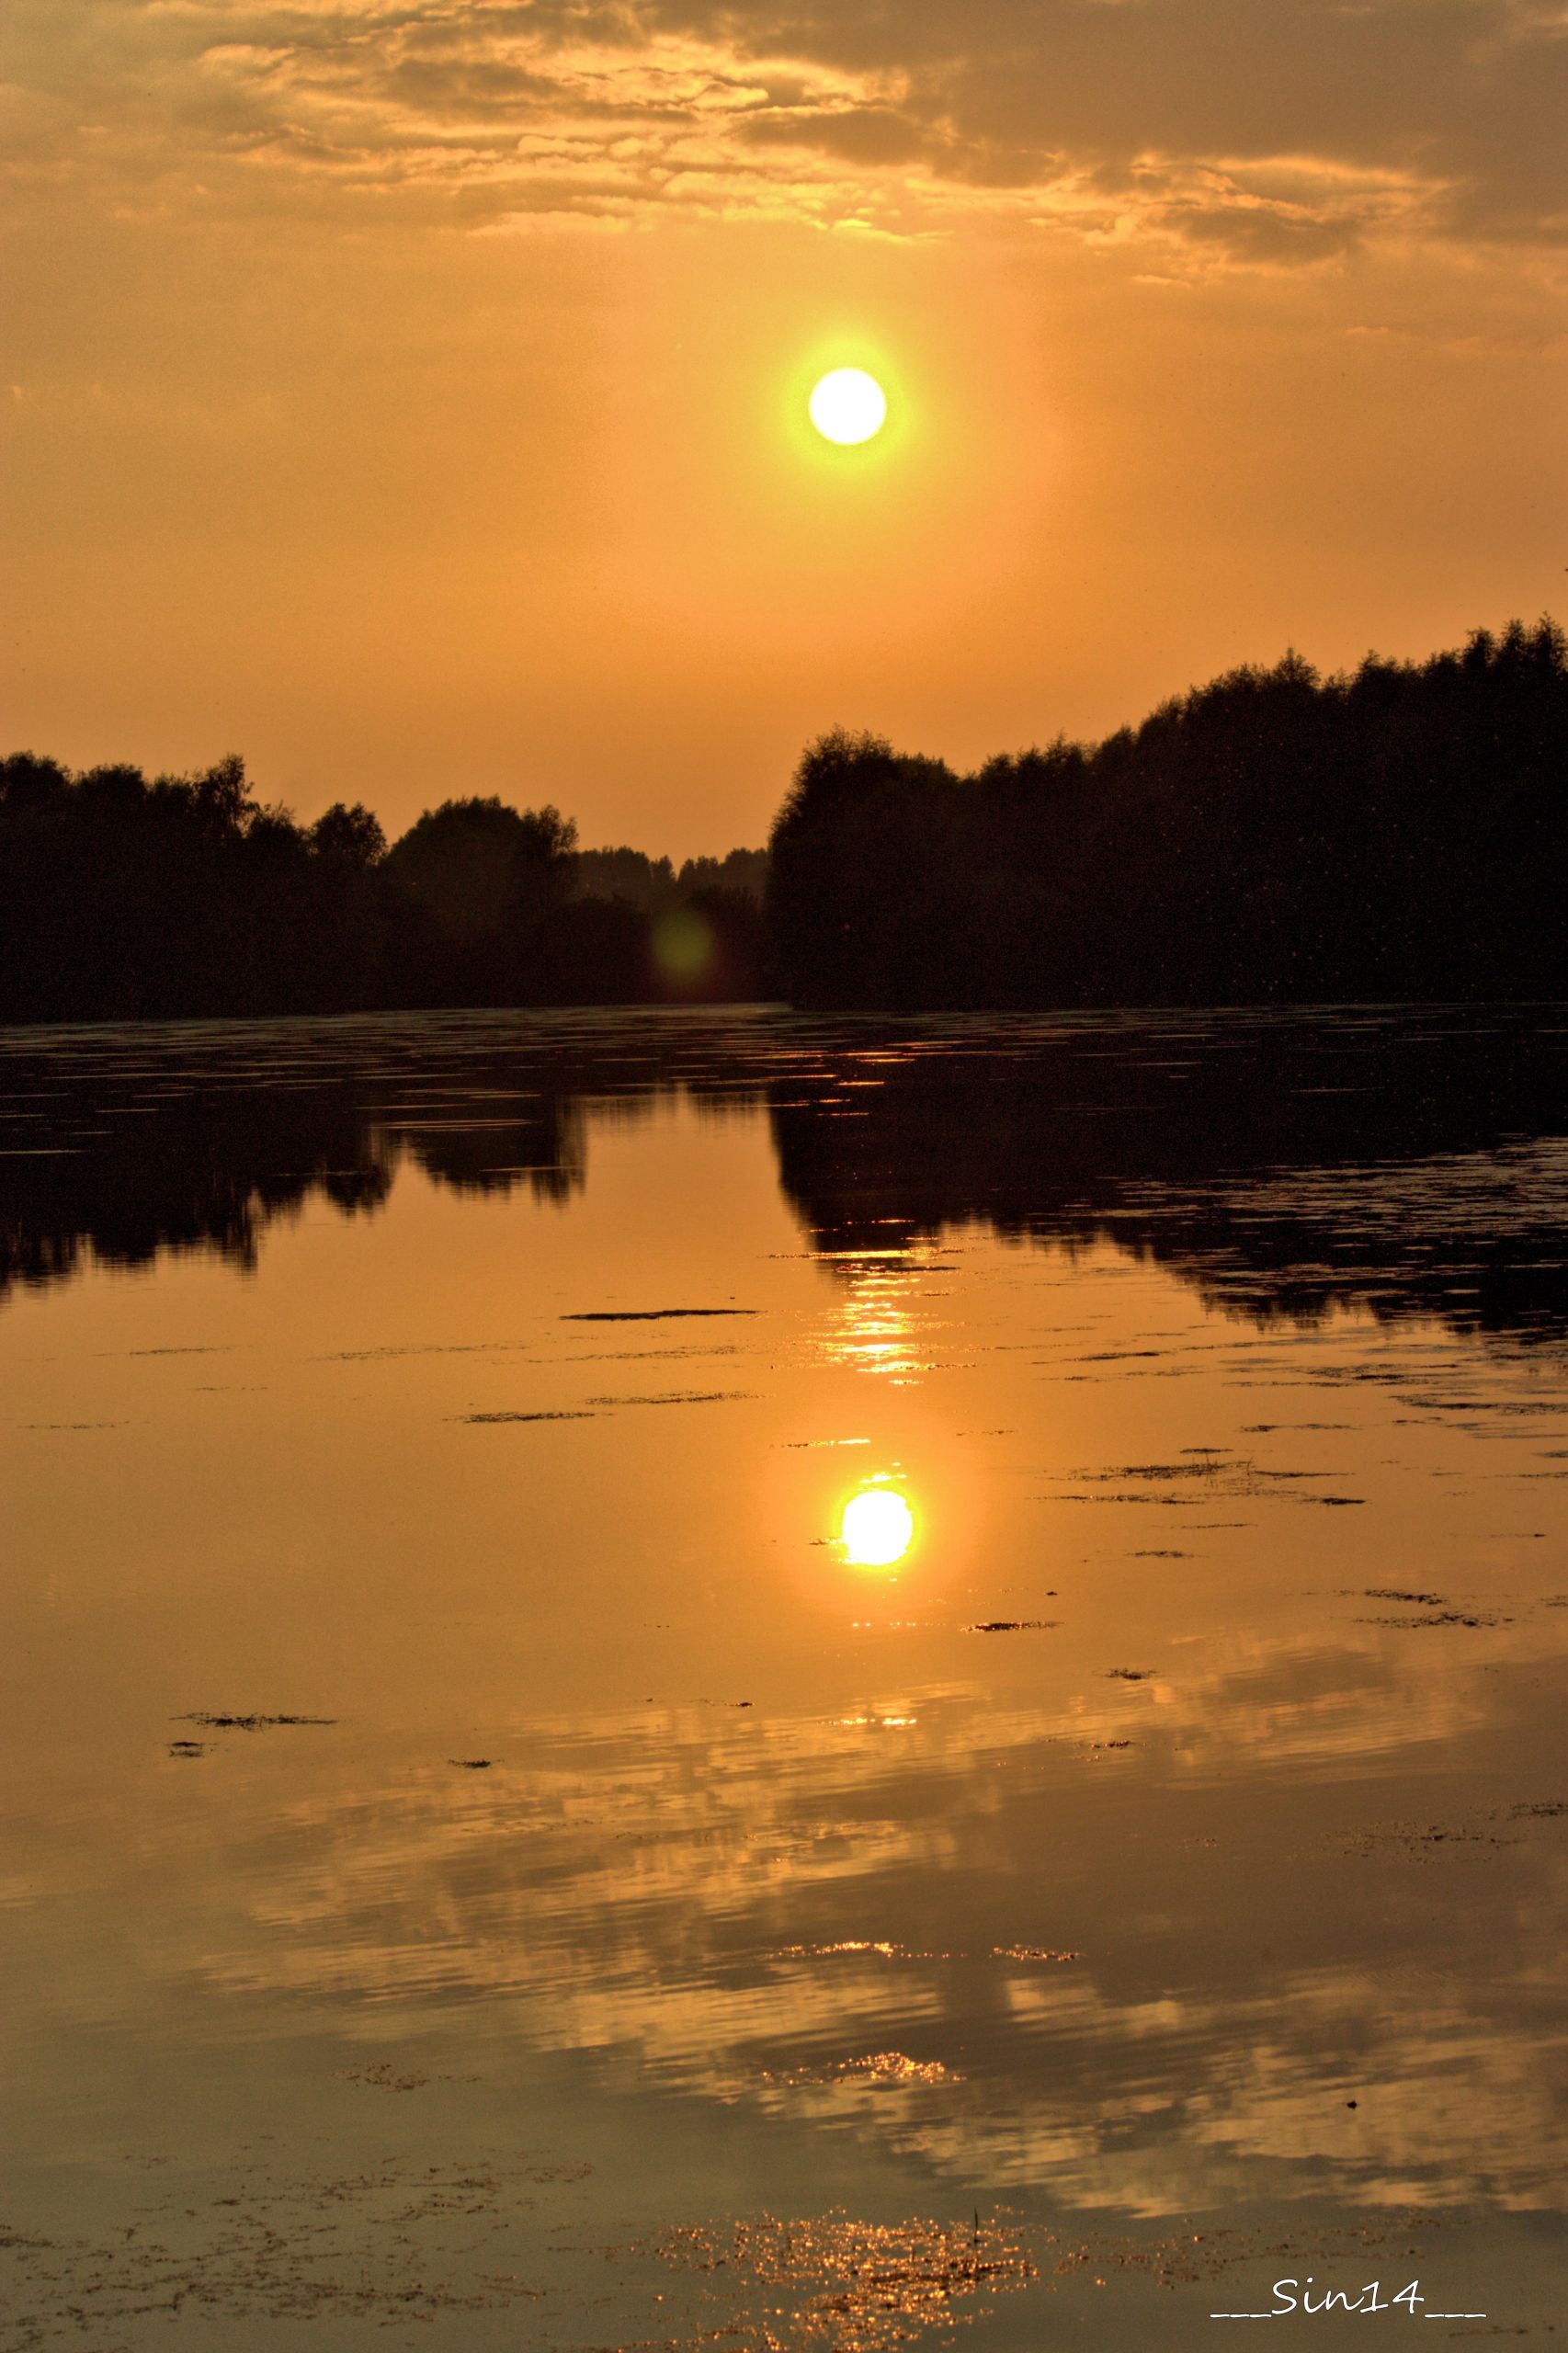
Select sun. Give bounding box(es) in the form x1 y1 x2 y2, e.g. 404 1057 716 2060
809 369 887 447
840 1484 915 1568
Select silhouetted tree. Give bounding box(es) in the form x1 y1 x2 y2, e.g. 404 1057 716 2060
380 795 580 1005
310 801 387 868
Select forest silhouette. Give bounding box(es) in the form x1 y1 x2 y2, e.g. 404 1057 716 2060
3 618 1563 1022
769 618 1568 1008
0 762 767 1021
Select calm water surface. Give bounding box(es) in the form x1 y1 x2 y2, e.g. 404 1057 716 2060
5 1005 1568 2348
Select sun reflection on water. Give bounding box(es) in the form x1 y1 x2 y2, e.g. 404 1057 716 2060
817 1250 946 1383
840 1483 916 1568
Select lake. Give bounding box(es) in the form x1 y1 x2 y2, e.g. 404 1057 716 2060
5 1003 1568 2348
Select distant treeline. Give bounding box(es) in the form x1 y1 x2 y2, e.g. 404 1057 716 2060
0 759 768 1021
7 617 1566 1024
576 844 768 910
767 619 1568 1007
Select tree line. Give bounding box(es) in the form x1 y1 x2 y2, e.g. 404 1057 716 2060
0 760 767 1020
6 615 1564 1023
767 618 1568 1007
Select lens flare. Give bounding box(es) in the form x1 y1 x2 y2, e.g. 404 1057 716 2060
809 369 888 447
652 905 714 983
841 1484 915 1568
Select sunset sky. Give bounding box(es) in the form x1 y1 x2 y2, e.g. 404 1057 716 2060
4 0 1564 855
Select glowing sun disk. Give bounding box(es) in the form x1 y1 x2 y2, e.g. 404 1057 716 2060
810 369 887 446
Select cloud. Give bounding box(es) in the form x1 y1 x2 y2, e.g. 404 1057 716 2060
3 0 1564 267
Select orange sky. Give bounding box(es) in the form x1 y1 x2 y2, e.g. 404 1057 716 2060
3 0 1565 857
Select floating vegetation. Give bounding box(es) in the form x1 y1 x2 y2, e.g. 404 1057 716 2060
773 1940 1080 1966
459 1409 599 1423
1344 1819 1520 1857
175 1712 336 1730
0 2152 565 2335
126 1345 235 1357
585 1390 756 1407
763 2052 965 2089
338 2061 430 2091
1358 1608 1510 1628
1243 1422 1354 1432
647 2211 1036 2352
323 1341 535 1361
1044 1456 1365 1508
776 1940 949 1962
562 1307 759 1322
